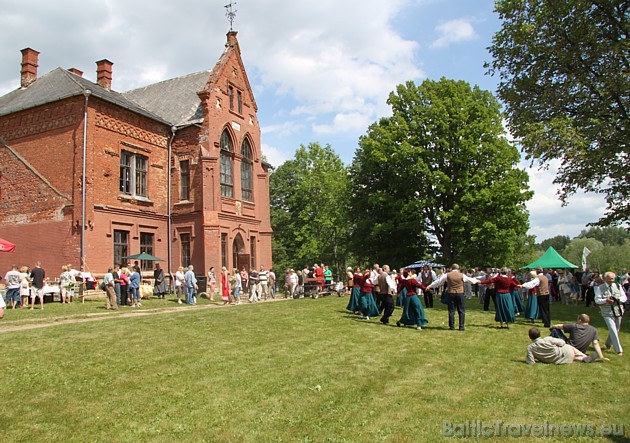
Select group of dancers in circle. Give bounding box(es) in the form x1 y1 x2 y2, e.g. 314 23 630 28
345 265 543 331
345 266 431 330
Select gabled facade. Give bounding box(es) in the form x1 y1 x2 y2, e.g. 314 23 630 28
0 32 272 277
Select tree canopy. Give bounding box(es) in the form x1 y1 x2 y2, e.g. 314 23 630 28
578 225 630 246
540 235 571 252
487 0 629 226
349 78 532 267
269 143 350 279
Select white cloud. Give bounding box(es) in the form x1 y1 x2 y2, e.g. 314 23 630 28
0 0 424 137
261 121 306 138
238 0 423 133
430 18 477 48
261 143 289 168
523 159 606 241
138 63 169 84
312 112 373 135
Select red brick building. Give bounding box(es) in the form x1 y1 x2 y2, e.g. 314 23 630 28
0 32 272 279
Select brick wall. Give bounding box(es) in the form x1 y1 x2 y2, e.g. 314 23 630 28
0 221 79 276
1 33 272 277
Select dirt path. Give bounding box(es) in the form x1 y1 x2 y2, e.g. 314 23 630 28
0 298 289 334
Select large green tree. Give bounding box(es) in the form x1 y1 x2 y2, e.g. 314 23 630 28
270 143 350 279
579 226 630 246
561 236 629 273
350 78 532 267
487 0 629 226
540 235 571 252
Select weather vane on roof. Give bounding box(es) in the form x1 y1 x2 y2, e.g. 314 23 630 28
225 2 237 31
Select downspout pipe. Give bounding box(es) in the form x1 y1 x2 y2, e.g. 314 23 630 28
81 89 91 266
167 126 177 278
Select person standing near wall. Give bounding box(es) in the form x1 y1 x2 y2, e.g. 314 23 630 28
29 261 45 311
103 267 118 310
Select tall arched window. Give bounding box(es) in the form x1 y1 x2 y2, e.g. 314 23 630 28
220 129 233 198
241 138 253 202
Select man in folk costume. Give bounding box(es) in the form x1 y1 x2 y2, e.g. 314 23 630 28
483 267 497 311
377 265 397 325
420 265 436 308
521 267 552 328
428 264 479 331
370 264 382 311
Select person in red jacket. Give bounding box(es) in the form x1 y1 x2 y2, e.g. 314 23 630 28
396 270 430 330
478 267 517 328
358 270 380 320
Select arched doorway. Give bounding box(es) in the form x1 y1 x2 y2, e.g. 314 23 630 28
232 233 249 271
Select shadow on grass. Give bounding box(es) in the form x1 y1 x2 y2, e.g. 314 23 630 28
605 434 629 443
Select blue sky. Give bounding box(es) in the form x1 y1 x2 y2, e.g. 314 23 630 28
0 0 607 241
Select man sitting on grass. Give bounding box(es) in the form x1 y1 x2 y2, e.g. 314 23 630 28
526 327 589 365
550 314 608 362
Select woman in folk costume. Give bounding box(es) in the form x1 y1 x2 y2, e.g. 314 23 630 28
509 269 525 315
395 270 407 308
346 267 362 313
522 270 540 323
478 267 517 328
358 270 380 320
345 267 354 295
396 270 429 330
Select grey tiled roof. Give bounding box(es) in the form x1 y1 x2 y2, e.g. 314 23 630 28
122 70 212 126
0 68 169 125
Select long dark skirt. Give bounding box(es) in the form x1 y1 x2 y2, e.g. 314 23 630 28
395 288 407 307
494 292 515 323
346 286 360 312
523 292 539 320
398 294 428 327
511 289 525 314
359 291 380 317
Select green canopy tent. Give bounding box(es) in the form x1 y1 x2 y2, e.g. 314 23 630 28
523 246 578 269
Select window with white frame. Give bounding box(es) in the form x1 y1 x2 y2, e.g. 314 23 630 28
120 150 148 197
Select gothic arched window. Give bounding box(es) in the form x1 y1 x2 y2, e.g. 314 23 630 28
220 129 233 198
241 138 253 202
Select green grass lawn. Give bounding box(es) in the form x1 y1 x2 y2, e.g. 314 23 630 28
1 295 628 442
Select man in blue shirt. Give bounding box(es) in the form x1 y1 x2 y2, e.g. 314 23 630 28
184 265 197 305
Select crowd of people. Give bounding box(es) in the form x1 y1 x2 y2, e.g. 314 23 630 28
172 264 280 306
2 260 628 366
280 263 338 299
342 263 628 363
0 261 159 313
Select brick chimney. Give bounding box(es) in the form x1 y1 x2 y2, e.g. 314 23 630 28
68 68 83 77
20 48 40 88
96 59 113 90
